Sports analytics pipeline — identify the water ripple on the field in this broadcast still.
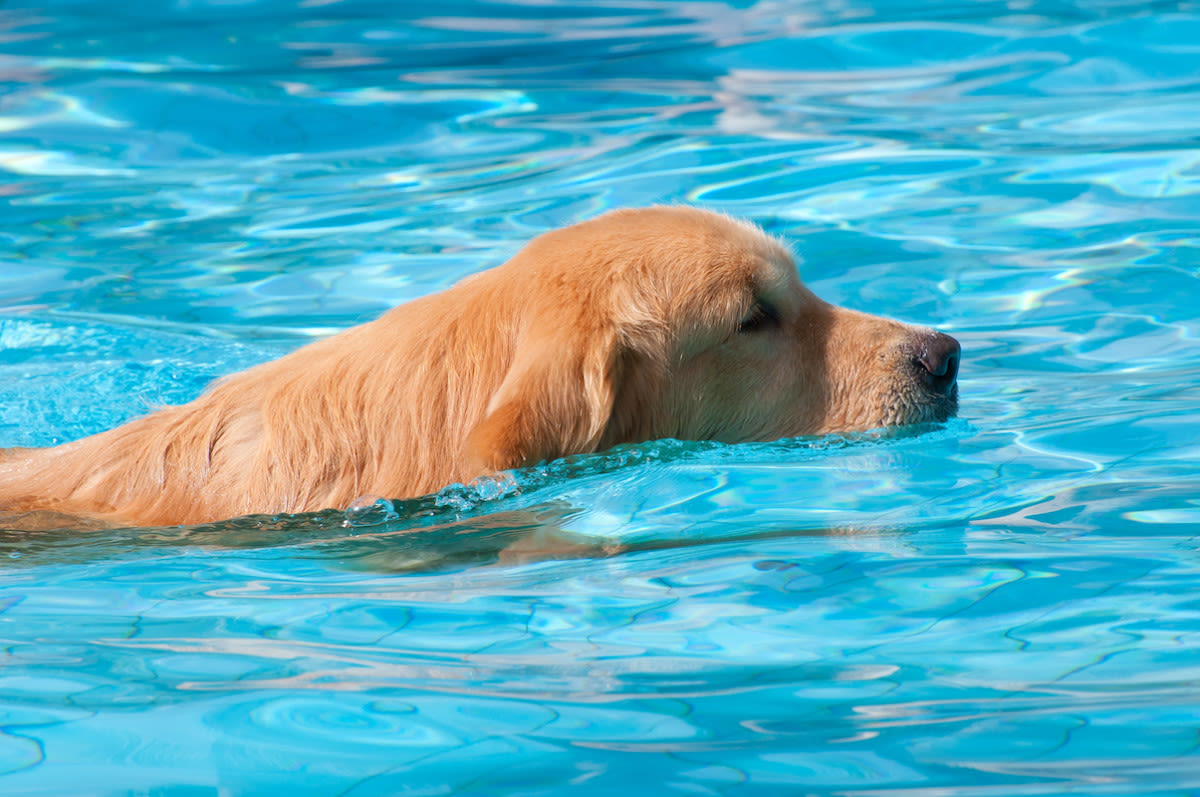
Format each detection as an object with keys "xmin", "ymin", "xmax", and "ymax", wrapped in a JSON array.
[{"xmin": 4, "ymin": 0, "xmax": 1200, "ymax": 794}]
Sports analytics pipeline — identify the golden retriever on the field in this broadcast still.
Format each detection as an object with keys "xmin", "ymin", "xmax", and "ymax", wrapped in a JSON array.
[{"xmin": 0, "ymin": 206, "xmax": 959, "ymax": 527}]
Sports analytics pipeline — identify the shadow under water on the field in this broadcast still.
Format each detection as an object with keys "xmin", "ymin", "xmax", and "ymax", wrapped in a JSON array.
[{"xmin": 0, "ymin": 498, "xmax": 856, "ymax": 575}]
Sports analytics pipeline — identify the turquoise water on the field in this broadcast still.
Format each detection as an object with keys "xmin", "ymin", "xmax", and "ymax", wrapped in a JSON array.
[{"xmin": 3, "ymin": 0, "xmax": 1200, "ymax": 793}]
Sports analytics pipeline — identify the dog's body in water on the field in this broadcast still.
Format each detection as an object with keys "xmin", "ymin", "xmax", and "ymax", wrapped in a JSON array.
[{"xmin": 0, "ymin": 206, "xmax": 959, "ymax": 527}]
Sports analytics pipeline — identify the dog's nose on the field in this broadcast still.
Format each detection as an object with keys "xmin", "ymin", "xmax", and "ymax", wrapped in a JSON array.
[{"xmin": 915, "ymin": 332, "xmax": 960, "ymax": 396}]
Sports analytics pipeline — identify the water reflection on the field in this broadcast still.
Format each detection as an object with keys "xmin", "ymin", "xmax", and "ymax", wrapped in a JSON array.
[{"xmin": 3, "ymin": 0, "xmax": 1200, "ymax": 792}]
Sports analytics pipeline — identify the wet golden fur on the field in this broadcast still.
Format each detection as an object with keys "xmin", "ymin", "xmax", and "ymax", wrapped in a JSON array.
[{"xmin": 0, "ymin": 206, "xmax": 957, "ymax": 527}]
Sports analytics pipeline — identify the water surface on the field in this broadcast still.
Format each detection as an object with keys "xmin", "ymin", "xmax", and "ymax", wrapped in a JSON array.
[{"xmin": 2, "ymin": 0, "xmax": 1200, "ymax": 793}]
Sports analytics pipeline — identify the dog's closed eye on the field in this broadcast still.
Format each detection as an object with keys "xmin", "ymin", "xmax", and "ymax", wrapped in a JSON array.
[{"xmin": 737, "ymin": 300, "xmax": 779, "ymax": 335}]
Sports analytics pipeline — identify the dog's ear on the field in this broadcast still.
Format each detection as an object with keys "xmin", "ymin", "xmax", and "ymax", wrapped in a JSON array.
[{"xmin": 465, "ymin": 326, "xmax": 622, "ymax": 473}]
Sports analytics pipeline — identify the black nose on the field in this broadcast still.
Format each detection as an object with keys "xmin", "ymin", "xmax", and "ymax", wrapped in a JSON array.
[{"xmin": 915, "ymin": 332, "xmax": 960, "ymax": 396}]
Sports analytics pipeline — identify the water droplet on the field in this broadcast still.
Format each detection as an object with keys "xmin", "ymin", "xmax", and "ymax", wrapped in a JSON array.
[{"xmin": 343, "ymin": 495, "xmax": 398, "ymax": 528}]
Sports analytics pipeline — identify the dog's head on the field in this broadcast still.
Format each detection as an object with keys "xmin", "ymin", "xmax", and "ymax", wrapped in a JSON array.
[{"xmin": 466, "ymin": 206, "xmax": 959, "ymax": 472}]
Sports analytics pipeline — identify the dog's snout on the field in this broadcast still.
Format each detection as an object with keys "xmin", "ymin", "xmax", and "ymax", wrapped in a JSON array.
[{"xmin": 915, "ymin": 332, "xmax": 960, "ymax": 396}]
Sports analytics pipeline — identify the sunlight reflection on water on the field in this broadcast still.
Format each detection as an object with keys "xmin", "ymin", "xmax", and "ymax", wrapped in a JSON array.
[{"xmin": 3, "ymin": 0, "xmax": 1200, "ymax": 793}]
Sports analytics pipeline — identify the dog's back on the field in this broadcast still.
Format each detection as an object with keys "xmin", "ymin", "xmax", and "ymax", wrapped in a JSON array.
[{"xmin": 0, "ymin": 281, "xmax": 520, "ymax": 526}]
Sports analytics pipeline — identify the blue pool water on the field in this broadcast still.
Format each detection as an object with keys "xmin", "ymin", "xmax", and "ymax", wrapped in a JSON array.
[{"xmin": 3, "ymin": 0, "xmax": 1200, "ymax": 793}]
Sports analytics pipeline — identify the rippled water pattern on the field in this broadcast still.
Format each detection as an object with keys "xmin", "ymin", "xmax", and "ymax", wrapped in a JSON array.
[{"xmin": 3, "ymin": 0, "xmax": 1200, "ymax": 793}]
